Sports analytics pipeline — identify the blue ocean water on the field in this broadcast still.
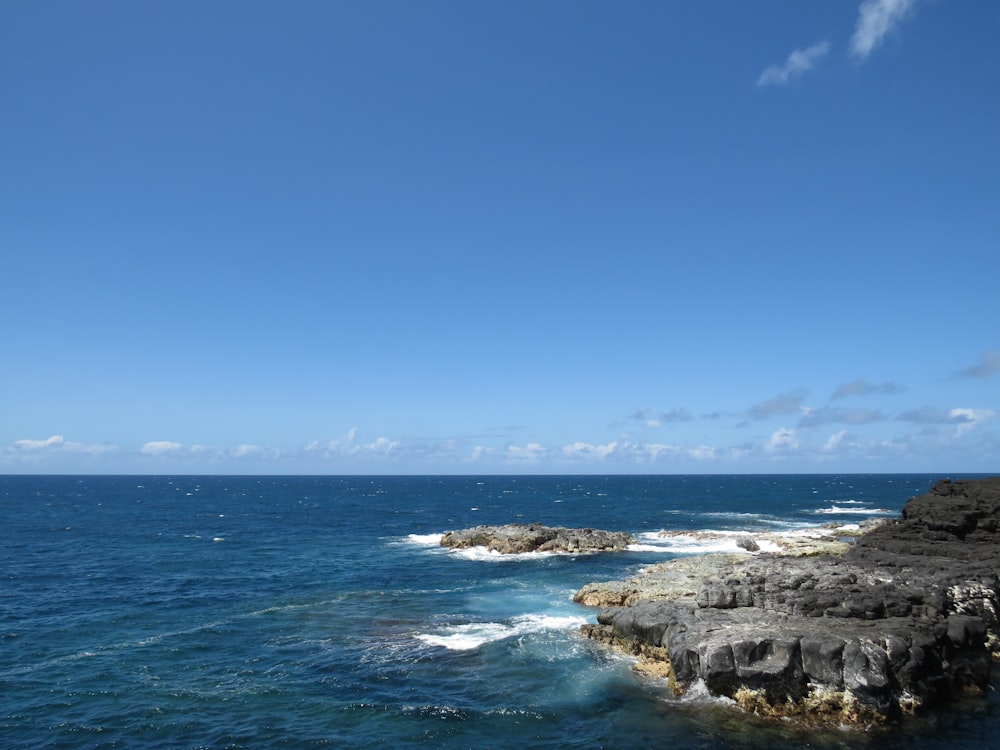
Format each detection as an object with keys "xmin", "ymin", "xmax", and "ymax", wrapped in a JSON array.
[{"xmin": 1, "ymin": 474, "xmax": 997, "ymax": 749}]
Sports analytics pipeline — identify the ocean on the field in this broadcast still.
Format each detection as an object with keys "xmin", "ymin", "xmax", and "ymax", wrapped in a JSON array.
[{"xmin": 1, "ymin": 474, "xmax": 997, "ymax": 749}]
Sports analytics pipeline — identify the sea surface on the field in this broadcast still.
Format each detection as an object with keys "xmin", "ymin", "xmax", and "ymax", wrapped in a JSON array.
[{"xmin": 2, "ymin": 474, "xmax": 997, "ymax": 749}]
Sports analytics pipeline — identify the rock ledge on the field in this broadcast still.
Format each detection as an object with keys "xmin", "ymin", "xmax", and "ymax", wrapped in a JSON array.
[
  {"xmin": 576, "ymin": 477, "xmax": 1000, "ymax": 726},
  {"xmin": 440, "ymin": 523, "xmax": 633, "ymax": 554}
]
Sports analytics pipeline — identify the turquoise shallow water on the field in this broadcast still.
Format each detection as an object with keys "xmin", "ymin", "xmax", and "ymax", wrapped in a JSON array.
[{"xmin": 1, "ymin": 474, "xmax": 997, "ymax": 749}]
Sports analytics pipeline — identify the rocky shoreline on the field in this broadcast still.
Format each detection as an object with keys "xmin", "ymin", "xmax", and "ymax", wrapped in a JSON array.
[{"xmin": 575, "ymin": 477, "xmax": 1000, "ymax": 726}]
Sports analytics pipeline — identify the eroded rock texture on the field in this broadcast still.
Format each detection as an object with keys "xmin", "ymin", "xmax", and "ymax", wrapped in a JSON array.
[
  {"xmin": 578, "ymin": 477, "xmax": 1000, "ymax": 725},
  {"xmin": 440, "ymin": 523, "xmax": 634, "ymax": 554}
]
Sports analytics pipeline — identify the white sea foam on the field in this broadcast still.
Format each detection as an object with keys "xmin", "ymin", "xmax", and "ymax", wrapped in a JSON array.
[
  {"xmin": 668, "ymin": 678, "xmax": 737, "ymax": 707},
  {"xmin": 416, "ymin": 613, "xmax": 588, "ymax": 651},
  {"xmin": 451, "ymin": 546, "xmax": 555, "ymax": 561},
  {"xmin": 815, "ymin": 506, "xmax": 892, "ymax": 515},
  {"xmin": 406, "ymin": 533, "xmax": 445, "ymax": 546},
  {"xmin": 631, "ymin": 531, "xmax": 791, "ymax": 556},
  {"xmin": 631, "ymin": 531, "xmax": 759, "ymax": 556}
]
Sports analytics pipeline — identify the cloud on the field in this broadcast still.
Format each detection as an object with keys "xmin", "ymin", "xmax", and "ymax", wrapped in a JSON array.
[
  {"xmin": 954, "ymin": 350, "xmax": 1000, "ymax": 379},
  {"xmin": 850, "ymin": 0, "xmax": 916, "ymax": 61},
  {"xmin": 10, "ymin": 435, "xmax": 116, "ymax": 456},
  {"xmin": 304, "ymin": 429, "xmax": 359, "ymax": 457},
  {"xmin": 504, "ymin": 442, "xmax": 548, "ymax": 463},
  {"xmin": 949, "ymin": 408, "xmax": 997, "ymax": 437},
  {"xmin": 234, "ymin": 444, "xmax": 265, "ymax": 457},
  {"xmin": 897, "ymin": 406, "xmax": 997, "ymax": 438},
  {"xmin": 627, "ymin": 407, "xmax": 692, "ymax": 428},
  {"xmin": 897, "ymin": 406, "xmax": 960, "ymax": 425},
  {"xmin": 687, "ymin": 445, "xmax": 718, "ymax": 461},
  {"xmin": 303, "ymin": 429, "xmax": 400, "ymax": 459},
  {"xmin": 561, "ymin": 441, "xmax": 618, "ymax": 460},
  {"xmin": 765, "ymin": 427, "xmax": 800, "ymax": 453},
  {"xmin": 798, "ymin": 406, "xmax": 885, "ymax": 427},
  {"xmin": 14, "ymin": 435, "xmax": 66, "ymax": 450},
  {"xmin": 746, "ymin": 390, "xmax": 807, "ymax": 421},
  {"xmin": 822, "ymin": 430, "xmax": 850, "ymax": 453},
  {"xmin": 142, "ymin": 440, "xmax": 183, "ymax": 455},
  {"xmin": 757, "ymin": 40, "xmax": 831, "ymax": 87},
  {"xmin": 830, "ymin": 379, "xmax": 905, "ymax": 400},
  {"xmin": 362, "ymin": 436, "xmax": 400, "ymax": 455}
]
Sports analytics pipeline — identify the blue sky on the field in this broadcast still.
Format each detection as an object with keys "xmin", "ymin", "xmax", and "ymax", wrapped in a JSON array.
[{"xmin": 2, "ymin": 0, "xmax": 998, "ymax": 474}]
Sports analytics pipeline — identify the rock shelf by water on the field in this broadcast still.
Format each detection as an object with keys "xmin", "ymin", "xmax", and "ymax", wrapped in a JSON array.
[
  {"xmin": 440, "ymin": 523, "xmax": 634, "ymax": 554},
  {"xmin": 576, "ymin": 477, "xmax": 1000, "ymax": 727}
]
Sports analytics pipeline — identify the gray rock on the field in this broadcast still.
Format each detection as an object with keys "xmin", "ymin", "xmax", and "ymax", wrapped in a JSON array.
[
  {"xmin": 440, "ymin": 523, "xmax": 633, "ymax": 554},
  {"xmin": 578, "ymin": 477, "xmax": 1000, "ymax": 725}
]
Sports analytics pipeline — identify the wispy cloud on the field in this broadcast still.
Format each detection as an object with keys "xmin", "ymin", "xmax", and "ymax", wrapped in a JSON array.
[
  {"xmin": 304, "ymin": 428, "xmax": 400, "ymax": 460},
  {"xmin": 626, "ymin": 407, "xmax": 692, "ymax": 428},
  {"xmin": 897, "ymin": 406, "xmax": 997, "ymax": 438},
  {"xmin": 799, "ymin": 407, "xmax": 885, "ymax": 428},
  {"xmin": 14, "ymin": 435, "xmax": 67, "ymax": 450},
  {"xmin": 954, "ymin": 350, "xmax": 1000, "ymax": 379},
  {"xmin": 850, "ymin": 0, "xmax": 916, "ymax": 61},
  {"xmin": 897, "ymin": 406, "xmax": 962, "ymax": 425},
  {"xmin": 745, "ymin": 390, "xmax": 807, "ymax": 421},
  {"xmin": 9, "ymin": 434, "xmax": 117, "ymax": 456},
  {"xmin": 142, "ymin": 440, "xmax": 183, "ymax": 455},
  {"xmin": 757, "ymin": 40, "xmax": 831, "ymax": 87},
  {"xmin": 830, "ymin": 379, "xmax": 905, "ymax": 400},
  {"xmin": 821, "ymin": 430, "xmax": 851, "ymax": 453},
  {"xmin": 949, "ymin": 408, "xmax": 998, "ymax": 437},
  {"xmin": 561, "ymin": 441, "xmax": 618, "ymax": 460},
  {"xmin": 502, "ymin": 442, "xmax": 548, "ymax": 463}
]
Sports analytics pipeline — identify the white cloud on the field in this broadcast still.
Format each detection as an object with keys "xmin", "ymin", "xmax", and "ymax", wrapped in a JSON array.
[
  {"xmin": 561, "ymin": 441, "xmax": 618, "ymax": 460},
  {"xmin": 949, "ymin": 408, "xmax": 997, "ymax": 437},
  {"xmin": 358, "ymin": 436, "xmax": 400, "ymax": 455},
  {"xmin": 14, "ymin": 435, "xmax": 65, "ymax": 450},
  {"xmin": 234, "ymin": 444, "xmax": 264, "ymax": 457},
  {"xmin": 304, "ymin": 429, "xmax": 359, "ymax": 457},
  {"xmin": 141, "ymin": 440, "xmax": 183, "ymax": 455},
  {"xmin": 757, "ymin": 41, "xmax": 831, "ymax": 87},
  {"xmin": 504, "ymin": 442, "xmax": 548, "ymax": 462},
  {"xmin": 765, "ymin": 427, "xmax": 800, "ymax": 453},
  {"xmin": 850, "ymin": 0, "xmax": 916, "ymax": 61},
  {"xmin": 9, "ymin": 435, "xmax": 116, "ymax": 457},
  {"xmin": 822, "ymin": 430, "xmax": 849, "ymax": 452},
  {"xmin": 304, "ymin": 429, "xmax": 399, "ymax": 460},
  {"xmin": 687, "ymin": 445, "xmax": 717, "ymax": 461}
]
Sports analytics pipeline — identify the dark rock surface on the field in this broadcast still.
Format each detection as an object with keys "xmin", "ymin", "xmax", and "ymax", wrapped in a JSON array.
[
  {"xmin": 440, "ymin": 523, "xmax": 634, "ymax": 554},
  {"xmin": 578, "ymin": 477, "xmax": 1000, "ymax": 725}
]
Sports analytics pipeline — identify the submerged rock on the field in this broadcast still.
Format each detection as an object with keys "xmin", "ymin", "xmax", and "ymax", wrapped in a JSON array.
[
  {"xmin": 440, "ymin": 523, "xmax": 634, "ymax": 554},
  {"xmin": 577, "ymin": 477, "xmax": 1000, "ymax": 726}
]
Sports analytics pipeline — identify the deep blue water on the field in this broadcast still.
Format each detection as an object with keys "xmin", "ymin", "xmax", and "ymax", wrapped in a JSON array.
[{"xmin": 1, "ymin": 474, "xmax": 997, "ymax": 749}]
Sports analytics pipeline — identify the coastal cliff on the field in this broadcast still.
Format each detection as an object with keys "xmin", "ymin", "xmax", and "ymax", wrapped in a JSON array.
[{"xmin": 576, "ymin": 477, "xmax": 1000, "ymax": 726}]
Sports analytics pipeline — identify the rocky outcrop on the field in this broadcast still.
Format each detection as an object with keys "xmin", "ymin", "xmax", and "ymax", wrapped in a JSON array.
[
  {"xmin": 440, "ymin": 523, "xmax": 634, "ymax": 554},
  {"xmin": 577, "ymin": 477, "xmax": 1000, "ymax": 726}
]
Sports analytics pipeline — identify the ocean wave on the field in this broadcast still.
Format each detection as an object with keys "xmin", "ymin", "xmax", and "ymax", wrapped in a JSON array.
[
  {"xmin": 631, "ymin": 531, "xmax": 783, "ymax": 556},
  {"xmin": 699, "ymin": 511, "xmax": 784, "ymax": 524},
  {"xmin": 415, "ymin": 614, "xmax": 588, "ymax": 651},
  {"xmin": 405, "ymin": 533, "xmax": 445, "ymax": 546},
  {"xmin": 814, "ymin": 506, "xmax": 892, "ymax": 515},
  {"xmin": 449, "ymin": 546, "xmax": 566, "ymax": 562}
]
